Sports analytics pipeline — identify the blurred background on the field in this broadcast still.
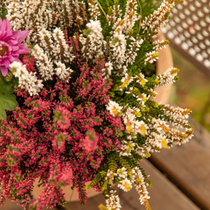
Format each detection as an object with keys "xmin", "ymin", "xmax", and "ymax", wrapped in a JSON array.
[{"xmin": 171, "ymin": 49, "xmax": 210, "ymax": 132}]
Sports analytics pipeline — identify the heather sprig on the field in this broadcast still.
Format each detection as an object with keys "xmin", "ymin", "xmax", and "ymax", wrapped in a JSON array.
[{"xmin": 0, "ymin": 0, "xmax": 193, "ymax": 210}]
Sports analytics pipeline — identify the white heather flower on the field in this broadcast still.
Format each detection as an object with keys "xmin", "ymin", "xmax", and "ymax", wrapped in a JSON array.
[
  {"xmin": 38, "ymin": 28, "xmax": 54, "ymax": 56},
  {"xmin": 122, "ymin": 107, "xmax": 136, "ymax": 134},
  {"xmin": 55, "ymin": 61, "xmax": 73, "ymax": 82},
  {"xmin": 119, "ymin": 73, "xmax": 133, "ymax": 91},
  {"xmin": 125, "ymin": 37, "xmax": 144, "ymax": 65},
  {"xmin": 10, "ymin": 61, "xmax": 43, "ymax": 96},
  {"xmin": 117, "ymin": 167, "xmax": 127, "ymax": 178},
  {"xmin": 106, "ymin": 100, "xmax": 123, "ymax": 117},
  {"xmin": 118, "ymin": 178, "xmax": 132, "ymax": 192},
  {"xmin": 81, "ymin": 20, "xmax": 104, "ymax": 61},
  {"xmin": 145, "ymin": 51, "xmax": 159, "ymax": 64},
  {"xmin": 105, "ymin": 190, "xmax": 121, "ymax": 210},
  {"xmin": 111, "ymin": 31, "xmax": 127, "ymax": 68},
  {"xmin": 131, "ymin": 167, "xmax": 150, "ymax": 206},
  {"xmin": 88, "ymin": 0, "xmax": 100, "ymax": 20},
  {"xmin": 136, "ymin": 93, "xmax": 149, "ymax": 106},
  {"xmin": 134, "ymin": 121, "xmax": 148, "ymax": 136},
  {"xmin": 32, "ymin": 45, "xmax": 54, "ymax": 81},
  {"xmin": 107, "ymin": 5, "xmax": 122, "ymax": 25},
  {"xmin": 156, "ymin": 67, "xmax": 180, "ymax": 87},
  {"xmin": 119, "ymin": 141, "xmax": 136, "ymax": 156},
  {"xmin": 135, "ymin": 73, "xmax": 148, "ymax": 87},
  {"xmin": 107, "ymin": 170, "xmax": 116, "ymax": 180},
  {"xmin": 142, "ymin": 0, "xmax": 174, "ymax": 36},
  {"xmin": 163, "ymin": 104, "xmax": 191, "ymax": 120},
  {"xmin": 153, "ymin": 39, "xmax": 168, "ymax": 51},
  {"xmin": 53, "ymin": 28, "xmax": 74, "ymax": 63},
  {"xmin": 102, "ymin": 62, "xmax": 113, "ymax": 79},
  {"xmin": 123, "ymin": 0, "xmax": 139, "ymax": 35}
]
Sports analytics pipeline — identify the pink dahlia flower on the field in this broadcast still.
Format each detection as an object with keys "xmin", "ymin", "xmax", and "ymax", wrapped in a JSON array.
[{"xmin": 0, "ymin": 18, "xmax": 30, "ymax": 76}]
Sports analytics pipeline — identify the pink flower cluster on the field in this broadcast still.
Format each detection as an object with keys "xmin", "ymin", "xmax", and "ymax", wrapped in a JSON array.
[
  {"xmin": 0, "ymin": 18, "xmax": 30, "ymax": 76},
  {"xmin": 0, "ymin": 38, "xmax": 124, "ymax": 209}
]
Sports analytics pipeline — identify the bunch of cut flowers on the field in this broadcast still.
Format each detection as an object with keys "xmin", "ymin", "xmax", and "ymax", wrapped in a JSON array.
[{"xmin": 0, "ymin": 0, "xmax": 193, "ymax": 209}]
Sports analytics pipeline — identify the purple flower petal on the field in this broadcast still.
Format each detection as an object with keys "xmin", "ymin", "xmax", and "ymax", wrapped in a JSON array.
[
  {"xmin": 5, "ymin": 19, "xmax": 11, "ymax": 33},
  {"xmin": 1, "ymin": 59, "xmax": 11, "ymax": 68},
  {"xmin": 0, "ymin": 66, "xmax": 8, "ymax": 76},
  {"xmin": 0, "ymin": 18, "xmax": 29, "ymax": 75},
  {"xmin": 12, "ymin": 30, "xmax": 30, "ymax": 43}
]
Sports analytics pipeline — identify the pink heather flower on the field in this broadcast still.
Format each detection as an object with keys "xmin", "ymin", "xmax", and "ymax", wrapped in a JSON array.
[
  {"xmin": 83, "ymin": 130, "xmax": 99, "ymax": 153},
  {"xmin": 0, "ymin": 18, "xmax": 30, "ymax": 76}
]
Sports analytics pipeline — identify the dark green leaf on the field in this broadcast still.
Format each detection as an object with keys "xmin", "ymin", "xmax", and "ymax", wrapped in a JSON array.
[
  {"xmin": 0, "ymin": 9, "xmax": 8, "ymax": 20},
  {"xmin": 0, "ymin": 106, "xmax": 6, "ymax": 120},
  {"xmin": 0, "ymin": 73, "xmax": 18, "ymax": 94},
  {"xmin": 0, "ymin": 93, "xmax": 19, "ymax": 111}
]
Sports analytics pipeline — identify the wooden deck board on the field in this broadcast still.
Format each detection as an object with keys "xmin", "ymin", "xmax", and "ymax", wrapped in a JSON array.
[
  {"xmin": 150, "ymin": 119, "xmax": 210, "ymax": 210},
  {"xmin": 0, "ymin": 159, "xmax": 199, "ymax": 210},
  {"xmin": 65, "ymin": 160, "xmax": 199, "ymax": 210}
]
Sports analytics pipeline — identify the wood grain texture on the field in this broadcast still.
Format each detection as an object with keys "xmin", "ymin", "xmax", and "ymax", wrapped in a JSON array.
[
  {"xmin": 150, "ymin": 119, "xmax": 210, "ymax": 210},
  {"xmin": 64, "ymin": 160, "xmax": 199, "ymax": 210},
  {"xmin": 0, "ymin": 159, "xmax": 199, "ymax": 210}
]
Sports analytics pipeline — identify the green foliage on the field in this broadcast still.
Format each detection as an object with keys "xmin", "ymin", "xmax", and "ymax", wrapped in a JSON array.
[
  {"xmin": 108, "ymin": 158, "xmax": 117, "ymax": 172},
  {"xmin": 86, "ymin": 171, "xmax": 106, "ymax": 190},
  {"xmin": 0, "ymin": 0, "xmax": 7, "ymax": 19},
  {"xmin": 0, "ymin": 73, "xmax": 19, "ymax": 120}
]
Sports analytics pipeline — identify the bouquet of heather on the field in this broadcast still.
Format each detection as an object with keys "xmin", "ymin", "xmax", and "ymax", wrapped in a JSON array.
[{"xmin": 0, "ymin": 0, "xmax": 193, "ymax": 209}]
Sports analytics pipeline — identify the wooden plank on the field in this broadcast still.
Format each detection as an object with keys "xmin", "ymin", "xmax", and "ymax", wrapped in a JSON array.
[
  {"xmin": 65, "ymin": 160, "xmax": 199, "ymax": 210},
  {"xmin": 0, "ymin": 200, "xmax": 24, "ymax": 210},
  {"xmin": 0, "ymin": 159, "xmax": 199, "ymax": 210},
  {"xmin": 150, "ymin": 119, "xmax": 210, "ymax": 210},
  {"xmin": 121, "ymin": 160, "xmax": 199, "ymax": 210}
]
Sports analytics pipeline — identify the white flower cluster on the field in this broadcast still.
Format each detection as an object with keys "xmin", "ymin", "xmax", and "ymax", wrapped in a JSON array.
[
  {"xmin": 118, "ymin": 178, "xmax": 132, "ymax": 192},
  {"xmin": 106, "ymin": 170, "xmax": 116, "ymax": 181},
  {"xmin": 80, "ymin": 20, "xmax": 104, "ymax": 61},
  {"xmin": 131, "ymin": 167, "xmax": 150, "ymax": 206},
  {"xmin": 105, "ymin": 190, "xmax": 121, "ymax": 210},
  {"xmin": 123, "ymin": 0, "xmax": 139, "ymax": 35},
  {"xmin": 120, "ymin": 73, "xmax": 133, "ymax": 91},
  {"xmin": 117, "ymin": 167, "xmax": 127, "ymax": 178},
  {"xmin": 101, "ymin": 62, "xmax": 113, "ymax": 79},
  {"xmin": 121, "ymin": 107, "xmax": 148, "ymax": 139},
  {"xmin": 52, "ymin": 28, "xmax": 74, "ymax": 63},
  {"xmin": 125, "ymin": 37, "xmax": 144, "ymax": 65},
  {"xmin": 162, "ymin": 105, "xmax": 192, "ymax": 129},
  {"xmin": 32, "ymin": 45, "xmax": 54, "ymax": 80},
  {"xmin": 88, "ymin": 0, "xmax": 101, "ymax": 20},
  {"xmin": 156, "ymin": 67, "xmax": 179, "ymax": 87},
  {"xmin": 135, "ymin": 73, "xmax": 148, "ymax": 87},
  {"xmin": 153, "ymin": 39, "xmax": 168, "ymax": 51},
  {"xmin": 32, "ymin": 28, "xmax": 74, "ymax": 81},
  {"xmin": 119, "ymin": 141, "xmax": 136, "ymax": 156},
  {"xmin": 55, "ymin": 61, "xmax": 73, "ymax": 83},
  {"xmin": 111, "ymin": 31, "xmax": 127, "ymax": 69},
  {"xmin": 145, "ymin": 51, "xmax": 159, "ymax": 64},
  {"xmin": 142, "ymin": 0, "xmax": 174, "ymax": 37},
  {"xmin": 6, "ymin": 0, "xmax": 86, "ymax": 43},
  {"xmin": 106, "ymin": 100, "xmax": 123, "ymax": 117},
  {"xmin": 107, "ymin": 5, "xmax": 122, "ymax": 25},
  {"xmin": 163, "ymin": 104, "xmax": 191, "ymax": 120},
  {"xmin": 10, "ymin": 62, "xmax": 43, "ymax": 96},
  {"xmin": 125, "ymin": 87, "xmax": 149, "ymax": 107}
]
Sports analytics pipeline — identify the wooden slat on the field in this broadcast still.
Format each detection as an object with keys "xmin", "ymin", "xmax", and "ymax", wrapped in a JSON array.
[
  {"xmin": 122, "ymin": 160, "xmax": 199, "ymax": 210},
  {"xmin": 150, "ymin": 118, "xmax": 210, "ymax": 210},
  {"xmin": 65, "ymin": 160, "xmax": 199, "ymax": 210},
  {"xmin": 1, "ymin": 160, "xmax": 200, "ymax": 210}
]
